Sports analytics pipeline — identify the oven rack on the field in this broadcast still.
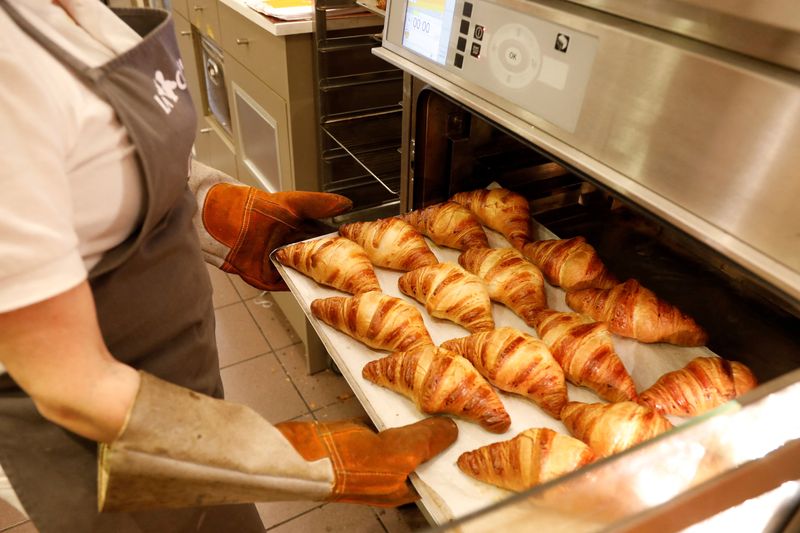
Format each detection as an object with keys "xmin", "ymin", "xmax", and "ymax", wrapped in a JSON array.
[{"xmin": 314, "ymin": 0, "xmax": 402, "ymax": 215}]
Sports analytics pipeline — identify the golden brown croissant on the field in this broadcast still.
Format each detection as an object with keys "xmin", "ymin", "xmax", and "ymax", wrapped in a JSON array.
[
  {"xmin": 362, "ymin": 345, "xmax": 511, "ymax": 432},
  {"xmin": 398, "ymin": 263, "xmax": 494, "ymax": 332},
  {"xmin": 560, "ymin": 401, "xmax": 673, "ymax": 458},
  {"xmin": 310, "ymin": 292, "xmax": 433, "ymax": 353},
  {"xmin": 639, "ymin": 356, "xmax": 757, "ymax": 417},
  {"xmin": 532, "ymin": 309, "xmax": 637, "ymax": 403},
  {"xmin": 520, "ymin": 237, "xmax": 618, "ymax": 290},
  {"xmin": 338, "ymin": 217, "xmax": 438, "ymax": 271},
  {"xmin": 441, "ymin": 327, "xmax": 567, "ymax": 418},
  {"xmin": 457, "ymin": 428, "xmax": 596, "ymax": 491},
  {"xmin": 450, "ymin": 188, "xmax": 531, "ymax": 249},
  {"xmin": 400, "ymin": 201, "xmax": 489, "ymax": 250},
  {"xmin": 458, "ymin": 247, "xmax": 547, "ymax": 325},
  {"xmin": 275, "ymin": 236, "xmax": 381, "ymax": 294},
  {"xmin": 565, "ymin": 279, "xmax": 709, "ymax": 346}
]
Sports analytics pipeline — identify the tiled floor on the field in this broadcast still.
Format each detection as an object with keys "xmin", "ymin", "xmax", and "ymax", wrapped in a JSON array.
[{"xmin": 0, "ymin": 266, "xmax": 429, "ymax": 532}]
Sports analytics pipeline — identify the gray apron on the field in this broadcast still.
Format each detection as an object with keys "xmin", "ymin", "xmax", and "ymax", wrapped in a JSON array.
[{"xmin": 0, "ymin": 4, "xmax": 263, "ymax": 532}]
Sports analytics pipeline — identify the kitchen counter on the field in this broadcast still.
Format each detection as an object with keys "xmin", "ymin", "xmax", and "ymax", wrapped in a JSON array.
[{"xmin": 218, "ymin": 0, "xmax": 313, "ymax": 36}]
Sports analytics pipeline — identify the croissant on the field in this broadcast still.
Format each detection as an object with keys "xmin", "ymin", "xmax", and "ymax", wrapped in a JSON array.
[
  {"xmin": 639, "ymin": 357, "xmax": 757, "ymax": 417},
  {"xmin": 441, "ymin": 327, "xmax": 567, "ymax": 418},
  {"xmin": 310, "ymin": 292, "xmax": 433, "ymax": 352},
  {"xmin": 398, "ymin": 263, "xmax": 494, "ymax": 332},
  {"xmin": 457, "ymin": 428, "xmax": 596, "ymax": 491},
  {"xmin": 338, "ymin": 217, "xmax": 438, "ymax": 271},
  {"xmin": 561, "ymin": 401, "xmax": 673, "ymax": 458},
  {"xmin": 400, "ymin": 201, "xmax": 489, "ymax": 250},
  {"xmin": 362, "ymin": 345, "xmax": 511, "ymax": 432},
  {"xmin": 520, "ymin": 237, "xmax": 618, "ymax": 291},
  {"xmin": 275, "ymin": 236, "xmax": 381, "ymax": 294},
  {"xmin": 450, "ymin": 188, "xmax": 531, "ymax": 249},
  {"xmin": 458, "ymin": 247, "xmax": 547, "ymax": 325},
  {"xmin": 565, "ymin": 279, "xmax": 709, "ymax": 346},
  {"xmin": 532, "ymin": 309, "xmax": 637, "ymax": 403}
]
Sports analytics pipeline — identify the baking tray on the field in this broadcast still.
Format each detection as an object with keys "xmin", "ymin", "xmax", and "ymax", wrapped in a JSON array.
[{"xmin": 270, "ymin": 220, "xmax": 717, "ymax": 524}]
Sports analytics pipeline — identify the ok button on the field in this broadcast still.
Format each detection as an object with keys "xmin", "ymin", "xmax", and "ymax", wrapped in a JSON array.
[{"xmin": 504, "ymin": 45, "xmax": 522, "ymax": 67}]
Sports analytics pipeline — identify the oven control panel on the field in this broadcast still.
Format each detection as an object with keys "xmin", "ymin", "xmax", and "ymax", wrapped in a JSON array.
[{"xmin": 393, "ymin": 0, "xmax": 598, "ymax": 132}]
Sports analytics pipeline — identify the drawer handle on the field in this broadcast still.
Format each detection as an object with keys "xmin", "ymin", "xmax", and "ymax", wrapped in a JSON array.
[
  {"xmin": 200, "ymin": 128, "xmax": 212, "ymax": 134},
  {"xmin": 236, "ymin": 38, "xmax": 250, "ymax": 45},
  {"xmin": 180, "ymin": 30, "xmax": 191, "ymax": 36},
  {"xmin": 193, "ymin": 5, "xmax": 204, "ymax": 11}
]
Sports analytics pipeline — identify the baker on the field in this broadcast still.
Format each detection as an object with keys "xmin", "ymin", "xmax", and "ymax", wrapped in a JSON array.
[{"xmin": 0, "ymin": 1, "xmax": 456, "ymax": 531}]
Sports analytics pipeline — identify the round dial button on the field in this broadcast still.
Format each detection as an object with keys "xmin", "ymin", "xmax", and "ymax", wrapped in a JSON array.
[{"xmin": 488, "ymin": 23, "xmax": 542, "ymax": 89}]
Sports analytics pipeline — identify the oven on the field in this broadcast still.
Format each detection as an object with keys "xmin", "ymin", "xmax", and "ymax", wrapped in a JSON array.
[
  {"xmin": 369, "ymin": 0, "xmax": 800, "ymax": 530},
  {"xmin": 199, "ymin": 35, "xmax": 232, "ymax": 136}
]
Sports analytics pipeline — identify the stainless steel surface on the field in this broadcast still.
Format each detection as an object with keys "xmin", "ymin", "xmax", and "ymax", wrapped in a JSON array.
[
  {"xmin": 377, "ymin": 0, "xmax": 800, "ymax": 308},
  {"xmin": 564, "ymin": 0, "xmax": 800, "ymax": 70},
  {"xmin": 200, "ymin": 36, "xmax": 232, "ymax": 135}
]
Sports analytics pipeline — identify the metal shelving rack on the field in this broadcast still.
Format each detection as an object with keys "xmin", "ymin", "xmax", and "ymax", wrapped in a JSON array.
[{"xmin": 313, "ymin": 0, "xmax": 402, "ymax": 221}]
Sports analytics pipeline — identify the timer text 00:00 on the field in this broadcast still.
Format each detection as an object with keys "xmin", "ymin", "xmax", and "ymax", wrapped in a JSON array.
[{"xmin": 410, "ymin": 16, "xmax": 432, "ymax": 34}]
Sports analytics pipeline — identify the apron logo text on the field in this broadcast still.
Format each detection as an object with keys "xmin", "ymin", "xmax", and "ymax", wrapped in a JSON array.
[{"xmin": 153, "ymin": 59, "xmax": 188, "ymax": 114}]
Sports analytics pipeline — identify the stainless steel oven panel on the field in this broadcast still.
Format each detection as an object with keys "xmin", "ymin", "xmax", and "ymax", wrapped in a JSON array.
[
  {"xmin": 200, "ymin": 36, "xmax": 232, "ymax": 135},
  {"xmin": 565, "ymin": 0, "xmax": 800, "ymax": 71},
  {"xmin": 378, "ymin": 0, "xmax": 800, "ymax": 308}
]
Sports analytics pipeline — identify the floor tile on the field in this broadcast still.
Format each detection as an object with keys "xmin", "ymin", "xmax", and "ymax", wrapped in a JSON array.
[
  {"xmin": 256, "ymin": 500, "xmax": 322, "ymax": 530},
  {"xmin": 0, "ymin": 500, "xmax": 26, "ymax": 531},
  {"xmin": 215, "ymin": 302, "xmax": 271, "ymax": 368},
  {"xmin": 277, "ymin": 345, "xmax": 353, "ymax": 412},
  {"xmin": 268, "ymin": 502, "xmax": 384, "ymax": 532},
  {"xmin": 375, "ymin": 504, "xmax": 430, "ymax": 533},
  {"xmin": 221, "ymin": 354, "xmax": 309, "ymax": 422},
  {"xmin": 312, "ymin": 395, "xmax": 370, "ymax": 424},
  {"xmin": 228, "ymin": 274, "xmax": 264, "ymax": 301},
  {"xmin": 245, "ymin": 298, "xmax": 301, "ymax": 351},
  {"xmin": 206, "ymin": 264, "xmax": 240, "ymax": 309}
]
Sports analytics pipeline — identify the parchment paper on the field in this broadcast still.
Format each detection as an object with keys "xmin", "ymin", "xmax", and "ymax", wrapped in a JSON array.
[{"xmin": 271, "ymin": 221, "xmax": 716, "ymax": 524}]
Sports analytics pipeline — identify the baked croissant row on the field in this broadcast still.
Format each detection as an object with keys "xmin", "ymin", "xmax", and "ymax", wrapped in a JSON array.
[
  {"xmin": 441, "ymin": 327, "xmax": 567, "ymax": 418},
  {"xmin": 311, "ymin": 292, "xmax": 433, "ymax": 353},
  {"xmin": 401, "ymin": 201, "xmax": 489, "ymax": 251},
  {"xmin": 457, "ymin": 428, "xmax": 596, "ymax": 492},
  {"xmin": 362, "ymin": 345, "xmax": 511, "ymax": 433},
  {"xmin": 561, "ymin": 401, "xmax": 673, "ymax": 458},
  {"xmin": 459, "ymin": 247, "xmax": 547, "ymax": 325},
  {"xmin": 565, "ymin": 279, "xmax": 709, "ymax": 346},
  {"xmin": 520, "ymin": 237, "xmax": 618, "ymax": 291},
  {"xmin": 450, "ymin": 188, "xmax": 531, "ymax": 249},
  {"xmin": 639, "ymin": 356, "xmax": 757, "ymax": 417},
  {"xmin": 338, "ymin": 217, "xmax": 438, "ymax": 271},
  {"xmin": 275, "ymin": 236, "xmax": 381, "ymax": 294},
  {"xmin": 398, "ymin": 263, "xmax": 494, "ymax": 333},
  {"xmin": 532, "ymin": 309, "xmax": 638, "ymax": 403}
]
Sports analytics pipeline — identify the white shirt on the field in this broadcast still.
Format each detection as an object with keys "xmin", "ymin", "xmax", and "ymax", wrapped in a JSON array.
[{"xmin": 0, "ymin": 0, "xmax": 144, "ymax": 313}]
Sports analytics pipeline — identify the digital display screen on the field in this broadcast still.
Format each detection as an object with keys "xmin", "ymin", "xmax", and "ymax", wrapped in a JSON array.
[{"xmin": 402, "ymin": 0, "xmax": 457, "ymax": 64}]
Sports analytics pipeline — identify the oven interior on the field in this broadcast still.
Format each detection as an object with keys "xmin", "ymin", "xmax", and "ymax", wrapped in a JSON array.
[{"xmin": 410, "ymin": 88, "xmax": 800, "ymax": 383}]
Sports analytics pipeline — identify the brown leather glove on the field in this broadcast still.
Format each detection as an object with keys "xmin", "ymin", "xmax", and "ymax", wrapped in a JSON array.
[
  {"xmin": 99, "ymin": 373, "xmax": 458, "ymax": 512},
  {"xmin": 190, "ymin": 160, "xmax": 352, "ymax": 291},
  {"xmin": 275, "ymin": 418, "xmax": 459, "ymax": 507}
]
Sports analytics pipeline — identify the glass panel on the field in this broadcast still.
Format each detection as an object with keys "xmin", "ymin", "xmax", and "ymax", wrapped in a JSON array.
[{"xmin": 233, "ymin": 86, "xmax": 281, "ymax": 193}]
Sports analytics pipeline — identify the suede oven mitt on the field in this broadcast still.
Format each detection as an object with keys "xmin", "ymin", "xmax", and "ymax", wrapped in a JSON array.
[{"xmin": 189, "ymin": 160, "xmax": 352, "ymax": 291}]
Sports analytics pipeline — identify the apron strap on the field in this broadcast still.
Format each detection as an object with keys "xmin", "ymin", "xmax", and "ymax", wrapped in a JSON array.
[{"xmin": 0, "ymin": 0, "xmax": 98, "ymax": 82}]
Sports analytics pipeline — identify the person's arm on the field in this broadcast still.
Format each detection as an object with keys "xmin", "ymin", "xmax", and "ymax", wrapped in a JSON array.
[
  {"xmin": 0, "ymin": 281, "xmax": 139, "ymax": 443},
  {"xmin": 0, "ymin": 282, "xmax": 457, "ymax": 511}
]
